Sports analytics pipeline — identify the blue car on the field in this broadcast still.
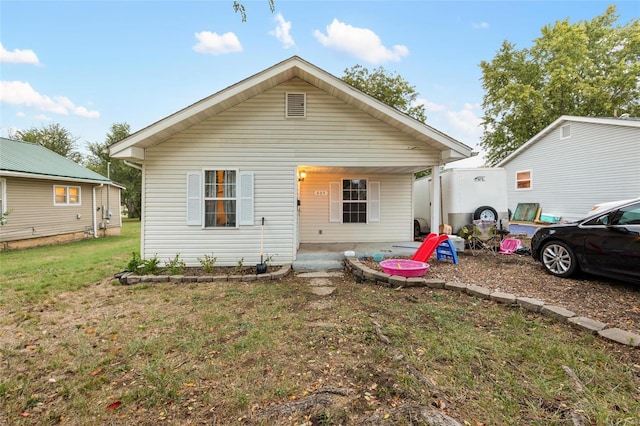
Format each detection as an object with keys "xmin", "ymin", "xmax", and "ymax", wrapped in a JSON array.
[{"xmin": 531, "ymin": 198, "xmax": 640, "ymax": 284}]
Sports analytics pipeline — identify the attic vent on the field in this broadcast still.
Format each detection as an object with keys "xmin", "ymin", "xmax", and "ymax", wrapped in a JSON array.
[
  {"xmin": 561, "ymin": 124, "xmax": 571, "ymax": 139},
  {"xmin": 286, "ymin": 92, "xmax": 306, "ymax": 118}
]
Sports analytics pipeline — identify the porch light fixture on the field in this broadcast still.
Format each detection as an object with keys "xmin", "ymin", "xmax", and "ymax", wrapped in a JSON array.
[{"xmin": 298, "ymin": 170, "xmax": 307, "ymax": 182}]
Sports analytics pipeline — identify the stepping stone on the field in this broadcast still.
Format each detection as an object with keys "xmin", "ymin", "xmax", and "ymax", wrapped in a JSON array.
[
  {"xmin": 297, "ymin": 271, "xmax": 343, "ymax": 278},
  {"xmin": 310, "ymin": 286, "xmax": 335, "ymax": 296}
]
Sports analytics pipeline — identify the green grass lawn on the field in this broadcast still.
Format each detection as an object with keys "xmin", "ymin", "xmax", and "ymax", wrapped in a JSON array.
[
  {"xmin": 0, "ymin": 219, "xmax": 140, "ymax": 304},
  {"xmin": 1, "ymin": 220, "xmax": 638, "ymax": 424}
]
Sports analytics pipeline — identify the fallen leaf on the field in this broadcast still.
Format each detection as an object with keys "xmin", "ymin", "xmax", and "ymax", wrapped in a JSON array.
[
  {"xmin": 106, "ymin": 401, "xmax": 122, "ymax": 410},
  {"xmin": 20, "ymin": 412, "xmax": 30, "ymax": 417},
  {"xmin": 92, "ymin": 368, "xmax": 103, "ymax": 376}
]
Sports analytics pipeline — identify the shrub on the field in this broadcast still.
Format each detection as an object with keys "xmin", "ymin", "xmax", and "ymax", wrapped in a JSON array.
[
  {"xmin": 197, "ymin": 253, "xmax": 217, "ymax": 273},
  {"xmin": 165, "ymin": 253, "xmax": 186, "ymax": 275}
]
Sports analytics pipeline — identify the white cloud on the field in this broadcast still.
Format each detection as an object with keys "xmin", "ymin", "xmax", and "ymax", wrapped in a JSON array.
[
  {"xmin": 34, "ymin": 114, "xmax": 52, "ymax": 121},
  {"xmin": 270, "ymin": 13, "xmax": 295, "ymax": 49},
  {"xmin": 0, "ymin": 42, "xmax": 40, "ymax": 64},
  {"xmin": 193, "ymin": 31, "xmax": 242, "ymax": 55},
  {"xmin": 0, "ymin": 80, "xmax": 100, "ymax": 118},
  {"xmin": 446, "ymin": 103, "xmax": 483, "ymax": 144},
  {"xmin": 313, "ymin": 19, "xmax": 408, "ymax": 64},
  {"xmin": 415, "ymin": 97, "xmax": 446, "ymax": 113},
  {"xmin": 472, "ymin": 22, "xmax": 489, "ymax": 30},
  {"xmin": 441, "ymin": 103, "xmax": 487, "ymax": 168},
  {"xmin": 16, "ymin": 111, "xmax": 25, "ymax": 117}
]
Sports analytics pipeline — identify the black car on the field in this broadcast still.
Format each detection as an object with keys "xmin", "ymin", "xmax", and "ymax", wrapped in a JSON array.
[{"xmin": 531, "ymin": 198, "xmax": 640, "ymax": 284}]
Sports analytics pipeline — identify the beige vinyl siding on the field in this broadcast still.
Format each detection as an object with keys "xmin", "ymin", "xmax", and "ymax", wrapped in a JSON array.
[
  {"xmin": 299, "ymin": 173, "xmax": 413, "ymax": 243},
  {"xmin": 504, "ymin": 122, "xmax": 640, "ymax": 221},
  {"xmin": 0, "ymin": 177, "xmax": 96, "ymax": 242},
  {"xmin": 141, "ymin": 79, "xmax": 442, "ymax": 265}
]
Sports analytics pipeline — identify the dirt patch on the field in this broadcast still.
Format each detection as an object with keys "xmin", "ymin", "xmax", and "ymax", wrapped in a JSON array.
[{"xmin": 360, "ymin": 244, "xmax": 640, "ymax": 337}]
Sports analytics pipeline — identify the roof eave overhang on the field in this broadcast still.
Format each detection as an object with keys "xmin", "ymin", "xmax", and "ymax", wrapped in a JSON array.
[
  {"xmin": 0, "ymin": 170, "xmax": 122, "ymax": 187},
  {"xmin": 109, "ymin": 56, "xmax": 473, "ymax": 162}
]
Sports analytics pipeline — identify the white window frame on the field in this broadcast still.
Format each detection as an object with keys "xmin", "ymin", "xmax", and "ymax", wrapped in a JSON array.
[
  {"xmin": 560, "ymin": 124, "xmax": 571, "ymax": 139},
  {"xmin": 54, "ymin": 185, "xmax": 81, "ymax": 206},
  {"xmin": 329, "ymin": 178, "xmax": 380, "ymax": 224},
  {"xmin": 186, "ymin": 169, "xmax": 254, "ymax": 228},
  {"xmin": 515, "ymin": 170, "xmax": 532, "ymax": 191},
  {"xmin": 203, "ymin": 169, "xmax": 240, "ymax": 228}
]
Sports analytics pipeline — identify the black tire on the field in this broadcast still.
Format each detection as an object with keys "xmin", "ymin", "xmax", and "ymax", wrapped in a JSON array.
[
  {"xmin": 473, "ymin": 205, "xmax": 498, "ymax": 222},
  {"xmin": 414, "ymin": 220, "xmax": 422, "ymax": 239},
  {"xmin": 540, "ymin": 240, "xmax": 578, "ymax": 278}
]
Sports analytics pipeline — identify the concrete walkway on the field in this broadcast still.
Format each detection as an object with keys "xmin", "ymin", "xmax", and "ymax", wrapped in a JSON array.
[{"xmin": 294, "ymin": 241, "xmax": 420, "ymax": 271}]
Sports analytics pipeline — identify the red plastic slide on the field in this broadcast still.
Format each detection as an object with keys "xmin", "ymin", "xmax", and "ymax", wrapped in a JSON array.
[{"xmin": 410, "ymin": 233, "xmax": 450, "ymax": 262}]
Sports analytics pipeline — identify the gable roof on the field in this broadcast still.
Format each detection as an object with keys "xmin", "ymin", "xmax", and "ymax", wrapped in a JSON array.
[
  {"xmin": 110, "ymin": 55, "xmax": 472, "ymax": 163},
  {"xmin": 497, "ymin": 115, "xmax": 640, "ymax": 167},
  {"xmin": 0, "ymin": 137, "xmax": 113, "ymax": 184}
]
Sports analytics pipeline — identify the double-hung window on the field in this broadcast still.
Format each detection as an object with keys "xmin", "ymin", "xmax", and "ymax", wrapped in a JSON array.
[
  {"xmin": 515, "ymin": 170, "xmax": 531, "ymax": 190},
  {"xmin": 186, "ymin": 169, "xmax": 254, "ymax": 228},
  {"xmin": 342, "ymin": 179, "xmax": 367, "ymax": 223},
  {"xmin": 330, "ymin": 178, "xmax": 380, "ymax": 223},
  {"xmin": 54, "ymin": 185, "xmax": 81, "ymax": 205},
  {"xmin": 204, "ymin": 170, "xmax": 237, "ymax": 227}
]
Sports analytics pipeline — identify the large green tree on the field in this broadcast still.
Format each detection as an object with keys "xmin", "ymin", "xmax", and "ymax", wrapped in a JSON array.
[
  {"xmin": 341, "ymin": 64, "xmax": 427, "ymax": 123},
  {"xmin": 10, "ymin": 123, "xmax": 83, "ymax": 163},
  {"xmin": 480, "ymin": 5, "xmax": 640, "ymax": 165},
  {"xmin": 86, "ymin": 123, "xmax": 142, "ymax": 219}
]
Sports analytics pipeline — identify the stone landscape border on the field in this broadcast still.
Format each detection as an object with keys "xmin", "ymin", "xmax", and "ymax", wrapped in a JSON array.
[
  {"xmin": 344, "ymin": 256, "xmax": 640, "ymax": 348},
  {"xmin": 117, "ymin": 264, "xmax": 293, "ymax": 285}
]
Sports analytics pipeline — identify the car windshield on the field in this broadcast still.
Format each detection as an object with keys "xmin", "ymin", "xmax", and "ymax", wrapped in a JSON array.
[{"xmin": 583, "ymin": 202, "xmax": 640, "ymax": 226}]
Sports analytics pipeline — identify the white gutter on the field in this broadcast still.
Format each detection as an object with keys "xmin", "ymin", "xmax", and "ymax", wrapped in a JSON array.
[
  {"xmin": 0, "ymin": 170, "xmax": 124, "ymax": 188},
  {"xmin": 123, "ymin": 160, "xmax": 143, "ymax": 171}
]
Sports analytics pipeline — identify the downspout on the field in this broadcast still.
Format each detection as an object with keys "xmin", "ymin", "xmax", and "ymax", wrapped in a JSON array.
[{"xmin": 92, "ymin": 184, "xmax": 104, "ymax": 238}]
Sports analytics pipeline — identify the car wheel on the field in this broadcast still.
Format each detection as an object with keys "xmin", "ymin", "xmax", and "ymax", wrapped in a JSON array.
[
  {"xmin": 473, "ymin": 206, "xmax": 498, "ymax": 222},
  {"xmin": 540, "ymin": 241, "xmax": 577, "ymax": 278}
]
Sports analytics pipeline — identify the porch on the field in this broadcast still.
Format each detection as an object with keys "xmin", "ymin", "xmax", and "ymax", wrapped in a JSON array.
[{"xmin": 293, "ymin": 241, "xmax": 420, "ymax": 271}]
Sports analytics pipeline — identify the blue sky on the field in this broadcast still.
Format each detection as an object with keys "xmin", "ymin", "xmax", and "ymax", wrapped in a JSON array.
[{"xmin": 1, "ymin": 0, "xmax": 638, "ymax": 166}]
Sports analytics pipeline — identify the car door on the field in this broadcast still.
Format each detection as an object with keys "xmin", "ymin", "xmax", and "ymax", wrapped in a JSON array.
[{"xmin": 583, "ymin": 202, "xmax": 640, "ymax": 281}]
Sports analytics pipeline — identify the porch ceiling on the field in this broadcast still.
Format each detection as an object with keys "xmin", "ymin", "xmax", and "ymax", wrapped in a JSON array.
[{"xmin": 299, "ymin": 165, "xmax": 430, "ymax": 174}]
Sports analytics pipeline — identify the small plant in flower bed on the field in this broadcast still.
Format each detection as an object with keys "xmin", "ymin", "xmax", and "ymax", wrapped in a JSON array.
[{"xmin": 164, "ymin": 253, "xmax": 186, "ymax": 275}]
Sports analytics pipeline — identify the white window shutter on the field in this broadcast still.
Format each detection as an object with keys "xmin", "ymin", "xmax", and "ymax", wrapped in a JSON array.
[
  {"xmin": 186, "ymin": 172, "xmax": 202, "ymax": 226},
  {"xmin": 329, "ymin": 182, "xmax": 341, "ymax": 223},
  {"xmin": 369, "ymin": 181, "xmax": 380, "ymax": 222},
  {"xmin": 239, "ymin": 172, "xmax": 254, "ymax": 226}
]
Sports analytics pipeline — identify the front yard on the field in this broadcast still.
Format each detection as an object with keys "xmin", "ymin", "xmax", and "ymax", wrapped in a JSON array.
[{"xmin": 1, "ymin": 221, "xmax": 638, "ymax": 424}]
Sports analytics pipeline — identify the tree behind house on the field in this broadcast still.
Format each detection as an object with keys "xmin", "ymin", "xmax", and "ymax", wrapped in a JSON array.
[
  {"xmin": 86, "ymin": 123, "xmax": 142, "ymax": 219},
  {"xmin": 479, "ymin": 5, "xmax": 640, "ymax": 165}
]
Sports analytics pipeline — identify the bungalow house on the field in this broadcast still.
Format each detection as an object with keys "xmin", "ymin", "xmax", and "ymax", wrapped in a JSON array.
[
  {"xmin": 109, "ymin": 56, "xmax": 472, "ymax": 267},
  {"xmin": 0, "ymin": 137, "xmax": 123, "ymax": 250},
  {"xmin": 497, "ymin": 115, "xmax": 640, "ymax": 222}
]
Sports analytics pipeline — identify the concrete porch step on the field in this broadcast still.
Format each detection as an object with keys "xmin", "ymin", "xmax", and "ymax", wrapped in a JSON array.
[{"xmin": 292, "ymin": 259, "xmax": 344, "ymax": 271}]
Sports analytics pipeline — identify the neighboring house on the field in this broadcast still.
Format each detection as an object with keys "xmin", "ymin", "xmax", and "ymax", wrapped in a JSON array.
[
  {"xmin": 497, "ymin": 115, "xmax": 640, "ymax": 222},
  {"xmin": 109, "ymin": 56, "xmax": 472, "ymax": 267},
  {"xmin": 0, "ymin": 137, "xmax": 123, "ymax": 250}
]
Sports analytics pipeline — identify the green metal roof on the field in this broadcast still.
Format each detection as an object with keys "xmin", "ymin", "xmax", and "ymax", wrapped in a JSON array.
[{"xmin": 0, "ymin": 137, "xmax": 111, "ymax": 182}]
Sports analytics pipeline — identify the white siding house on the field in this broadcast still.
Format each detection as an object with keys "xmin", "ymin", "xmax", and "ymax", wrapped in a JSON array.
[
  {"xmin": 497, "ymin": 116, "xmax": 640, "ymax": 222},
  {"xmin": 110, "ymin": 56, "xmax": 472, "ymax": 267}
]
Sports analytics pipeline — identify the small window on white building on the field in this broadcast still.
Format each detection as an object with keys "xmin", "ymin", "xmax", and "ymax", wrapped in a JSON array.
[
  {"xmin": 515, "ymin": 170, "xmax": 532, "ymax": 190},
  {"xmin": 54, "ymin": 185, "xmax": 81, "ymax": 205},
  {"xmin": 561, "ymin": 124, "xmax": 571, "ymax": 139}
]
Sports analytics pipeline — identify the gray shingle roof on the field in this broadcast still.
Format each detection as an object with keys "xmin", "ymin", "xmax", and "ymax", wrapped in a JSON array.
[{"xmin": 0, "ymin": 137, "xmax": 110, "ymax": 182}]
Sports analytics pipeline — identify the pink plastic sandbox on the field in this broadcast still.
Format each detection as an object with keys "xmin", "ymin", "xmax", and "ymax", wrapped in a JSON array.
[{"xmin": 379, "ymin": 259, "xmax": 430, "ymax": 277}]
